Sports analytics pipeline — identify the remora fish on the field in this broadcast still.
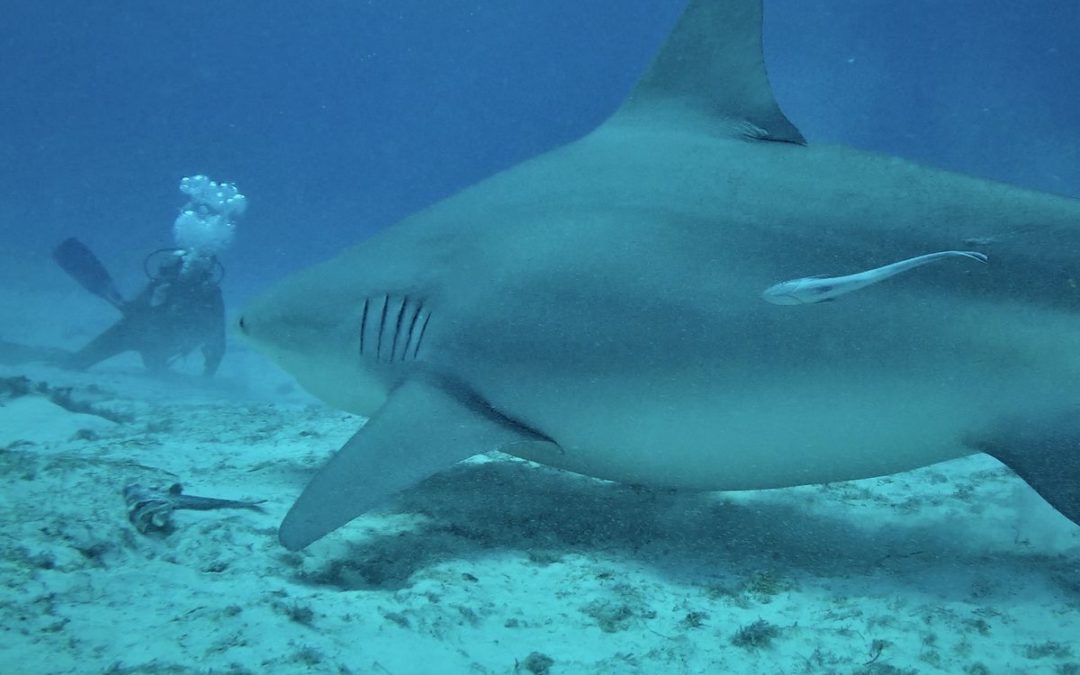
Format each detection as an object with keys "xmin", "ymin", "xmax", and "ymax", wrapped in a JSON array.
[
  {"xmin": 762, "ymin": 250, "xmax": 989, "ymax": 305},
  {"xmin": 239, "ymin": 0, "xmax": 1080, "ymax": 551}
]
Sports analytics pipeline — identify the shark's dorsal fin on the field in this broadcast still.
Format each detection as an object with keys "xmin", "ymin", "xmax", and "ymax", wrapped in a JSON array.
[{"xmin": 613, "ymin": 0, "xmax": 804, "ymax": 144}]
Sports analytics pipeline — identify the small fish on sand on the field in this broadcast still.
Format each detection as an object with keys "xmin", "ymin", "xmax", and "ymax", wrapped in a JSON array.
[{"xmin": 123, "ymin": 483, "xmax": 265, "ymax": 535}]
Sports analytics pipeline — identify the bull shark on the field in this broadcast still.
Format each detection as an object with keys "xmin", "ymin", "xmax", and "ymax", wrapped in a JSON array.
[{"xmin": 240, "ymin": 0, "xmax": 1080, "ymax": 551}]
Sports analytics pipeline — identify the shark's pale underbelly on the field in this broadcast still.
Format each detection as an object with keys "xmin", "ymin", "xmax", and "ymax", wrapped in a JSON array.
[
  {"xmin": 475, "ymin": 318, "xmax": 1076, "ymax": 491},
  {"xmin": 499, "ymin": 375, "xmax": 990, "ymax": 490},
  {"xmin": 440, "ymin": 283, "xmax": 1080, "ymax": 491}
]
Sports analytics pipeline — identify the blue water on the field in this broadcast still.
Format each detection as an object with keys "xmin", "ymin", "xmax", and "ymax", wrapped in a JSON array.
[
  {"xmin": 2, "ymin": 3, "xmax": 1080, "ymax": 671},
  {"xmin": 2, "ymin": 1, "xmax": 1077, "ymax": 303}
]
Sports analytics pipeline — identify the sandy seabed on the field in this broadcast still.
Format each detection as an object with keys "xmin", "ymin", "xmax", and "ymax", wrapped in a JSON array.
[{"xmin": 0, "ymin": 288, "xmax": 1077, "ymax": 675}]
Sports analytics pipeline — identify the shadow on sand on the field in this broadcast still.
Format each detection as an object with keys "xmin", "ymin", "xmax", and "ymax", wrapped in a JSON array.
[{"xmin": 286, "ymin": 457, "xmax": 1078, "ymax": 598}]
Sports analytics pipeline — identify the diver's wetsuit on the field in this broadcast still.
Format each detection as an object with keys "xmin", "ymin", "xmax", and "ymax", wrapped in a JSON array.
[{"xmin": 66, "ymin": 259, "xmax": 225, "ymax": 376}]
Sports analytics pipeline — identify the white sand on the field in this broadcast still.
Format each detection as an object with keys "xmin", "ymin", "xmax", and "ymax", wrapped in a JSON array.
[{"xmin": 1, "ymin": 298, "xmax": 1077, "ymax": 674}]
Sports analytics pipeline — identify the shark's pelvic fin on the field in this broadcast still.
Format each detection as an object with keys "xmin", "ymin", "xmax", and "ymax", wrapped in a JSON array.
[
  {"xmin": 970, "ymin": 412, "xmax": 1080, "ymax": 526},
  {"xmin": 614, "ymin": 0, "xmax": 804, "ymax": 144},
  {"xmin": 279, "ymin": 378, "xmax": 559, "ymax": 550}
]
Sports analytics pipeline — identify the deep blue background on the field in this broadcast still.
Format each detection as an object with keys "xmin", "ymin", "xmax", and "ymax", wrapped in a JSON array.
[{"xmin": 1, "ymin": 0, "xmax": 1077, "ymax": 302}]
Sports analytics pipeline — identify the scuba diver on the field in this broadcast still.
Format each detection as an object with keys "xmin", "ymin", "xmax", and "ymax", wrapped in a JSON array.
[
  {"xmin": 0, "ymin": 176, "xmax": 243, "ymax": 375},
  {"xmin": 50, "ymin": 174, "xmax": 244, "ymax": 377},
  {"xmin": 53, "ymin": 238, "xmax": 226, "ymax": 377}
]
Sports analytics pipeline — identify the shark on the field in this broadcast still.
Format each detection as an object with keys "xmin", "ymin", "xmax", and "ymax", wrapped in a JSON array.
[{"xmin": 239, "ymin": 0, "xmax": 1080, "ymax": 551}]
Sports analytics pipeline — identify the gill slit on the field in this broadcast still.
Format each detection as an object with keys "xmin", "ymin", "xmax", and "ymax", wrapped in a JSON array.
[
  {"xmin": 389, "ymin": 296, "xmax": 408, "ymax": 361},
  {"xmin": 413, "ymin": 310, "xmax": 431, "ymax": 359},
  {"xmin": 376, "ymin": 294, "xmax": 389, "ymax": 361},
  {"xmin": 359, "ymin": 297, "xmax": 370, "ymax": 355},
  {"xmin": 402, "ymin": 301, "xmax": 424, "ymax": 362}
]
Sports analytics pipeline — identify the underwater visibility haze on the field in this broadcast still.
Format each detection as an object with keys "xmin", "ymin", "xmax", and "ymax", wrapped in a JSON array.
[{"xmin": 1, "ymin": 1, "xmax": 1079, "ymax": 673}]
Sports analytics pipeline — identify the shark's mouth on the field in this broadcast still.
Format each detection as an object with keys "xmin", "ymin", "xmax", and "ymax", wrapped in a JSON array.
[{"xmin": 358, "ymin": 294, "xmax": 431, "ymax": 363}]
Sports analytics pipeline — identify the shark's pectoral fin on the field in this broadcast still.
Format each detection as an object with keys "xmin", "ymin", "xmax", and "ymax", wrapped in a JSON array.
[
  {"xmin": 279, "ymin": 377, "xmax": 557, "ymax": 551},
  {"xmin": 969, "ymin": 412, "xmax": 1080, "ymax": 525}
]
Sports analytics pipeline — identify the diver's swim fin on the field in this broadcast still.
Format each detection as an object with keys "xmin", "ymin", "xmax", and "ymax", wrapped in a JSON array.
[{"xmin": 53, "ymin": 238, "xmax": 127, "ymax": 311}]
